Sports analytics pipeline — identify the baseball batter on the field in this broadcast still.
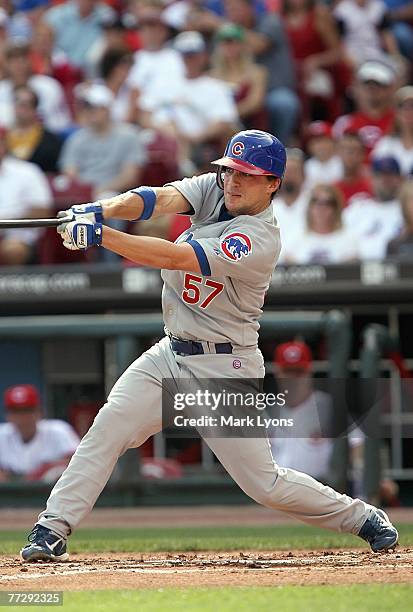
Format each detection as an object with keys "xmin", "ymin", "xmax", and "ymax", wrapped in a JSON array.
[{"xmin": 21, "ymin": 130, "xmax": 398, "ymax": 562}]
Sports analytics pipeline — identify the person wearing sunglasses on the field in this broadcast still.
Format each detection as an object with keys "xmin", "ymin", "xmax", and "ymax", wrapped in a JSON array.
[{"xmin": 284, "ymin": 183, "xmax": 359, "ymax": 263}]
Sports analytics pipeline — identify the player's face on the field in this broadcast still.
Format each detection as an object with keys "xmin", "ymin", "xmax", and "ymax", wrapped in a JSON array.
[
  {"xmin": 276, "ymin": 365, "xmax": 310, "ymax": 378},
  {"xmin": 276, "ymin": 367, "xmax": 312, "ymax": 405},
  {"xmin": 357, "ymin": 80, "xmax": 393, "ymax": 111},
  {"xmin": 139, "ymin": 21, "xmax": 169, "ymax": 51},
  {"xmin": 308, "ymin": 190, "xmax": 338, "ymax": 233},
  {"xmin": 223, "ymin": 167, "xmax": 279, "ymax": 215},
  {"xmin": 224, "ymin": 0, "xmax": 251, "ymax": 23},
  {"xmin": 14, "ymin": 90, "xmax": 37, "ymax": 126},
  {"xmin": 7, "ymin": 408, "xmax": 40, "ymax": 442},
  {"xmin": 372, "ymin": 171, "xmax": 402, "ymax": 202},
  {"xmin": 219, "ymin": 38, "xmax": 244, "ymax": 61},
  {"xmin": 397, "ymin": 99, "xmax": 413, "ymax": 129},
  {"xmin": 308, "ymin": 136, "xmax": 335, "ymax": 162},
  {"xmin": 83, "ymin": 104, "xmax": 110, "ymax": 130},
  {"xmin": 338, "ymin": 137, "xmax": 365, "ymax": 170}
]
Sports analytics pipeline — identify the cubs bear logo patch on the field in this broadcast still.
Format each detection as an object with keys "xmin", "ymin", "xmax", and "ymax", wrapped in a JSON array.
[{"xmin": 220, "ymin": 232, "xmax": 252, "ymax": 261}]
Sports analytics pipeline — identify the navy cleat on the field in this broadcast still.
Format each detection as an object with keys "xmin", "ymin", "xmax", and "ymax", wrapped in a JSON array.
[
  {"xmin": 358, "ymin": 508, "xmax": 399, "ymax": 553},
  {"xmin": 20, "ymin": 524, "xmax": 69, "ymax": 562}
]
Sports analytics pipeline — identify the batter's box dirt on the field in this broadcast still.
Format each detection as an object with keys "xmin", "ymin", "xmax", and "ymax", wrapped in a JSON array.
[{"xmin": 1, "ymin": 550, "xmax": 413, "ymax": 590}]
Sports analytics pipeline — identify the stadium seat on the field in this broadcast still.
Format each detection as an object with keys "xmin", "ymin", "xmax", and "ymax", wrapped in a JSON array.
[
  {"xmin": 38, "ymin": 175, "xmax": 94, "ymax": 264},
  {"xmin": 139, "ymin": 130, "xmax": 180, "ymax": 187}
]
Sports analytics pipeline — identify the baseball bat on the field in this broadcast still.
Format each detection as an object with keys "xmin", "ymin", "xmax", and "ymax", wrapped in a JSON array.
[{"xmin": 0, "ymin": 215, "xmax": 73, "ymax": 229}]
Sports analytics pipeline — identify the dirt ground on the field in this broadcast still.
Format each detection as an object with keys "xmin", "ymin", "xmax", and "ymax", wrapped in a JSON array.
[
  {"xmin": 1, "ymin": 549, "xmax": 412, "ymax": 590},
  {"xmin": 1, "ymin": 507, "xmax": 412, "ymax": 590}
]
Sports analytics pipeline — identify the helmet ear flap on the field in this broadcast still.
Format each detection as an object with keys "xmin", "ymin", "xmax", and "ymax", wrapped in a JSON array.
[{"xmin": 216, "ymin": 166, "xmax": 225, "ymax": 190}]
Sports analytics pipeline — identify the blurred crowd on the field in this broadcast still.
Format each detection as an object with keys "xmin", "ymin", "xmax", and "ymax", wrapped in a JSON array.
[{"xmin": 0, "ymin": 0, "xmax": 413, "ymax": 265}]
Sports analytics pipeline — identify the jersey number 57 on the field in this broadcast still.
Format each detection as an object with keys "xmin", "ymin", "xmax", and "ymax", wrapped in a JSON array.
[{"xmin": 182, "ymin": 273, "xmax": 224, "ymax": 309}]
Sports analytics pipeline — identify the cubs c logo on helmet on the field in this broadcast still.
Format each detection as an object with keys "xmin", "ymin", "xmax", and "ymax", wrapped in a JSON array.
[
  {"xmin": 220, "ymin": 232, "xmax": 252, "ymax": 261},
  {"xmin": 231, "ymin": 141, "xmax": 245, "ymax": 157}
]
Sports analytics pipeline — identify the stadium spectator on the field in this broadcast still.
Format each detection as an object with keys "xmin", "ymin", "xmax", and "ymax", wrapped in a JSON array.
[
  {"xmin": 0, "ymin": 125, "xmax": 53, "ymax": 265},
  {"xmin": 184, "ymin": 0, "xmax": 269, "ymax": 33},
  {"xmin": 373, "ymin": 86, "xmax": 413, "ymax": 175},
  {"xmin": 387, "ymin": 178, "xmax": 413, "ymax": 259},
  {"xmin": 162, "ymin": 0, "xmax": 193, "ymax": 30},
  {"xmin": 304, "ymin": 121, "xmax": 343, "ymax": 190},
  {"xmin": 127, "ymin": 5, "xmax": 185, "ymax": 126},
  {"xmin": 86, "ymin": 12, "xmax": 131, "ymax": 79},
  {"xmin": 0, "ymin": 39, "xmax": 72, "ymax": 134},
  {"xmin": 30, "ymin": 19, "xmax": 84, "ymax": 106},
  {"xmin": 43, "ymin": 0, "xmax": 115, "ymax": 73},
  {"xmin": 334, "ymin": 132, "xmax": 373, "ymax": 206},
  {"xmin": 0, "ymin": 384, "xmax": 80, "ymax": 483},
  {"xmin": 284, "ymin": 183, "xmax": 359, "ymax": 263},
  {"xmin": 6, "ymin": 85, "xmax": 63, "ymax": 173},
  {"xmin": 267, "ymin": 340, "xmax": 364, "ymax": 484},
  {"xmin": 98, "ymin": 48, "xmax": 138, "ymax": 124},
  {"xmin": 212, "ymin": 0, "xmax": 299, "ymax": 145},
  {"xmin": 8, "ymin": 0, "xmax": 50, "ymax": 42},
  {"xmin": 168, "ymin": 213, "xmax": 191, "ymax": 242},
  {"xmin": 384, "ymin": 0, "xmax": 413, "ymax": 59},
  {"xmin": 168, "ymin": 3, "xmax": 299, "ymax": 143},
  {"xmin": 334, "ymin": 0, "xmax": 402, "ymax": 67},
  {"xmin": 145, "ymin": 31, "xmax": 238, "ymax": 173},
  {"xmin": 0, "ymin": 6, "xmax": 8, "ymax": 32},
  {"xmin": 0, "ymin": 9, "xmax": 9, "ymax": 79},
  {"xmin": 282, "ymin": 0, "xmax": 351, "ymax": 122},
  {"xmin": 343, "ymin": 156, "xmax": 404, "ymax": 259},
  {"xmin": 59, "ymin": 83, "xmax": 146, "ymax": 199},
  {"xmin": 274, "ymin": 148, "xmax": 309, "ymax": 262},
  {"xmin": 267, "ymin": 340, "xmax": 400, "ymax": 504},
  {"xmin": 333, "ymin": 60, "xmax": 397, "ymax": 155},
  {"xmin": 209, "ymin": 23, "xmax": 267, "ymax": 130}
]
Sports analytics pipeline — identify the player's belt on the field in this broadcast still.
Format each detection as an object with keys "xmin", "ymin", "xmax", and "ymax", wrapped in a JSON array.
[{"xmin": 169, "ymin": 337, "xmax": 233, "ymax": 355}]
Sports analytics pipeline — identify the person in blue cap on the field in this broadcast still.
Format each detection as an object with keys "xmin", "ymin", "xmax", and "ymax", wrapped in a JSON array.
[{"xmin": 343, "ymin": 155, "xmax": 404, "ymax": 259}]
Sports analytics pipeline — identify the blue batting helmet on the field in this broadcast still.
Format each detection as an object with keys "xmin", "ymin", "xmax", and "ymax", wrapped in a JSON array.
[{"xmin": 211, "ymin": 130, "xmax": 286, "ymax": 181}]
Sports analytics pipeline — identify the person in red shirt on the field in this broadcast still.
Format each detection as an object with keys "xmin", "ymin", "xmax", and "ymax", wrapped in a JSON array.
[
  {"xmin": 0, "ymin": 385, "xmax": 79, "ymax": 483},
  {"xmin": 333, "ymin": 60, "xmax": 397, "ymax": 156},
  {"xmin": 334, "ymin": 132, "xmax": 373, "ymax": 206},
  {"xmin": 282, "ymin": 0, "xmax": 351, "ymax": 121}
]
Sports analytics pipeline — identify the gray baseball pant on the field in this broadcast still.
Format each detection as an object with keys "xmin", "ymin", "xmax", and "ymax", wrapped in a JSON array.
[{"xmin": 38, "ymin": 337, "xmax": 370, "ymax": 538}]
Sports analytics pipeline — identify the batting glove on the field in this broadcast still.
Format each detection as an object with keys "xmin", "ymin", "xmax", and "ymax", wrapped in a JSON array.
[
  {"xmin": 57, "ymin": 202, "xmax": 104, "ymax": 231},
  {"xmin": 60, "ymin": 217, "xmax": 103, "ymax": 251}
]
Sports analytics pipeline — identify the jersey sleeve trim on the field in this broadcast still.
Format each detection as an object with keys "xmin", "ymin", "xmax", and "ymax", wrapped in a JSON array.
[
  {"xmin": 165, "ymin": 183, "xmax": 195, "ymax": 215},
  {"xmin": 187, "ymin": 239, "xmax": 211, "ymax": 276}
]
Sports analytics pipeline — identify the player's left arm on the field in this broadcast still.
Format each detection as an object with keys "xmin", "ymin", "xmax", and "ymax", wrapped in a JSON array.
[
  {"xmin": 59, "ymin": 186, "xmax": 192, "ymax": 225},
  {"xmin": 104, "ymin": 186, "xmax": 193, "ymax": 219}
]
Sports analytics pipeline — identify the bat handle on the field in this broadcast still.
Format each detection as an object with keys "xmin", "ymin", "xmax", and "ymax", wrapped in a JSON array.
[{"xmin": 56, "ymin": 215, "xmax": 75, "ymax": 226}]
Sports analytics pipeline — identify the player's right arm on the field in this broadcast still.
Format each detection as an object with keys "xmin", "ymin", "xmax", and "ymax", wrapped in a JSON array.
[{"xmin": 60, "ymin": 186, "xmax": 192, "ymax": 224}]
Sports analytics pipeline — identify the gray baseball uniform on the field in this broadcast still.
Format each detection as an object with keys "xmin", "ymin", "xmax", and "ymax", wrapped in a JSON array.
[
  {"xmin": 162, "ymin": 173, "xmax": 280, "ymax": 347},
  {"xmin": 38, "ymin": 173, "xmax": 371, "ymax": 538}
]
